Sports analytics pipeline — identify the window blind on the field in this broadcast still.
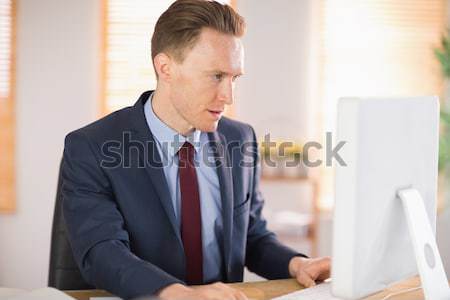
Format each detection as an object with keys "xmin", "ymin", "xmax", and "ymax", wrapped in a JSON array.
[
  {"xmin": 318, "ymin": 0, "xmax": 446, "ymax": 209},
  {"xmin": 0, "ymin": 0, "xmax": 12, "ymax": 99},
  {"xmin": 103, "ymin": 0, "xmax": 174, "ymax": 113},
  {"xmin": 320, "ymin": 0, "xmax": 446, "ymax": 132},
  {"xmin": 0, "ymin": 0, "xmax": 15, "ymax": 212}
]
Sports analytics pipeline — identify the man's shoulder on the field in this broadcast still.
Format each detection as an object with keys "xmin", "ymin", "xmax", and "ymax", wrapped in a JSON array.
[{"xmin": 65, "ymin": 105, "xmax": 136, "ymax": 145}]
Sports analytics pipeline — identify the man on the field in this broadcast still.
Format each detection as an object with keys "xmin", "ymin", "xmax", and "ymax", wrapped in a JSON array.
[{"xmin": 62, "ymin": 1, "xmax": 330, "ymax": 299}]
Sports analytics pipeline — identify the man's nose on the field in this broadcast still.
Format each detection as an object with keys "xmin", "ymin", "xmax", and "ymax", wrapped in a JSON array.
[{"xmin": 218, "ymin": 80, "xmax": 234, "ymax": 105}]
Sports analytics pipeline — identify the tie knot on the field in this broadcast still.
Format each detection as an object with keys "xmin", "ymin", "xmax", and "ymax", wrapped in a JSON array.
[{"xmin": 178, "ymin": 141, "xmax": 195, "ymax": 162}]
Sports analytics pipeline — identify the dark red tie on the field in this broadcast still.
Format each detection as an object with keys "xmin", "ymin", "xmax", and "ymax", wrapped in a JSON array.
[{"xmin": 178, "ymin": 142, "xmax": 203, "ymax": 285}]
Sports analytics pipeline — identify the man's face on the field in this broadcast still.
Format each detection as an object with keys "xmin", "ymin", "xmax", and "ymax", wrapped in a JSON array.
[{"xmin": 168, "ymin": 28, "xmax": 244, "ymax": 132}]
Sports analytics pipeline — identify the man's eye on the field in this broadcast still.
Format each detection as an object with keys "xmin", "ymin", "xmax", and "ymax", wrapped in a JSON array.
[{"xmin": 214, "ymin": 74, "xmax": 223, "ymax": 81}]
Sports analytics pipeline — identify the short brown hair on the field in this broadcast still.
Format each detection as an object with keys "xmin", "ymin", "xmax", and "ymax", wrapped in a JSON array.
[{"xmin": 151, "ymin": 0, "xmax": 246, "ymax": 64}]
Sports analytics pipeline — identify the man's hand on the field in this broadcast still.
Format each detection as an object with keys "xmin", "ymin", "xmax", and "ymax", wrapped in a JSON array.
[
  {"xmin": 157, "ymin": 282, "xmax": 248, "ymax": 300},
  {"xmin": 288, "ymin": 256, "xmax": 331, "ymax": 288}
]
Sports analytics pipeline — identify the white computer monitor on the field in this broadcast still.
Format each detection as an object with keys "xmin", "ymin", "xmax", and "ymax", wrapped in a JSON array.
[{"xmin": 331, "ymin": 97, "xmax": 450, "ymax": 300}]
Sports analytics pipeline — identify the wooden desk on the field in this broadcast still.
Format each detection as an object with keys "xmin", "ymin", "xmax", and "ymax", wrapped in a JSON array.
[{"xmin": 65, "ymin": 277, "xmax": 426, "ymax": 300}]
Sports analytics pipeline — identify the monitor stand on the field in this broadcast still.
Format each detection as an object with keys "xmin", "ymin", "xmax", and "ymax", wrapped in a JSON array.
[{"xmin": 398, "ymin": 188, "xmax": 450, "ymax": 300}]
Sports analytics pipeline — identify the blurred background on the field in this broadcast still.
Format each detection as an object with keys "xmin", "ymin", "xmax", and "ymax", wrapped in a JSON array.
[{"xmin": 1, "ymin": 0, "xmax": 450, "ymax": 289}]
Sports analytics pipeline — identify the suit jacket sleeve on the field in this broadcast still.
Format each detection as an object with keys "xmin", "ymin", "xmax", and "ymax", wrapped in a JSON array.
[
  {"xmin": 244, "ymin": 126, "xmax": 308, "ymax": 279},
  {"xmin": 62, "ymin": 131, "xmax": 184, "ymax": 299}
]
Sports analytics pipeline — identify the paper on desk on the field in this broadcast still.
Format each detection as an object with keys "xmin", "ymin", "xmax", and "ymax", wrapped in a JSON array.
[
  {"xmin": 0, "ymin": 287, "xmax": 24, "ymax": 299},
  {"xmin": 4, "ymin": 287, "xmax": 75, "ymax": 299}
]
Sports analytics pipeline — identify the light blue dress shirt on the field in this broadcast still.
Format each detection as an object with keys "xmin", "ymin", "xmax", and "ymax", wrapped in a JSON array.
[{"xmin": 144, "ymin": 94, "xmax": 224, "ymax": 283}]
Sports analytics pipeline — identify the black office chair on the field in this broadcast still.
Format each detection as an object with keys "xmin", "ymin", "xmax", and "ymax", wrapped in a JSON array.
[{"xmin": 48, "ymin": 160, "xmax": 94, "ymax": 290}]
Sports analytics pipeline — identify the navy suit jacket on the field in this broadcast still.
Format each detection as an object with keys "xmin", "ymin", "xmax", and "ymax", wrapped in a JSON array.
[{"xmin": 62, "ymin": 91, "xmax": 304, "ymax": 299}]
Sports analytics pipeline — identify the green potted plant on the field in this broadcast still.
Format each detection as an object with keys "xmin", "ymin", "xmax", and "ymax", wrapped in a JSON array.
[{"xmin": 434, "ymin": 31, "xmax": 450, "ymax": 210}]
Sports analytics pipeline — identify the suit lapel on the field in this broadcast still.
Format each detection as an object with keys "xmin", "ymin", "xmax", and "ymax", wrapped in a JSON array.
[
  {"xmin": 129, "ymin": 91, "xmax": 182, "ymax": 246},
  {"xmin": 141, "ymin": 135, "xmax": 182, "ymax": 245},
  {"xmin": 208, "ymin": 131, "xmax": 234, "ymax": 281}
]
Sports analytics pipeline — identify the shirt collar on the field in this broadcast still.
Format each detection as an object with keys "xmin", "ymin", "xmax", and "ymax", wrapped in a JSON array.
[{"xmin": 144, "ymin": 93, "xmax": 201, "ymax": 157}]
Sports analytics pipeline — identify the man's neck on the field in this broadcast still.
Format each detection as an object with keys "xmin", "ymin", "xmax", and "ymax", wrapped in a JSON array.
[{"xmin": 151, "ymin": 88, "xmax": 194, "ymax": 136}]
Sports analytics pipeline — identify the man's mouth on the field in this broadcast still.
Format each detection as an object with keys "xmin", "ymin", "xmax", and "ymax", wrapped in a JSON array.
[{"xmin": 208, "ymin": 110, "xmax": 223, "ymax": 120}]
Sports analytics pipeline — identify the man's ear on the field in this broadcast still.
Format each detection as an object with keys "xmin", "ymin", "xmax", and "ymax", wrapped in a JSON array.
[{"xmin": 153, "ymin": 52, "xmax": 173, "ymax": 82}]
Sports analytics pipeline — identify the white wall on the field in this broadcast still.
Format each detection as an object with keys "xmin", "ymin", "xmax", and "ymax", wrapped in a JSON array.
[
  {"xmin": 236, "ymin": 0, "xmax": 318, "ymax": 142},
  {"xmin": 235, "ymin": 0, "xmax": 319, "ymax": 281},
  {"xmin": 0, "ymin": 0, "xmax": 99, "ymax": 289}
]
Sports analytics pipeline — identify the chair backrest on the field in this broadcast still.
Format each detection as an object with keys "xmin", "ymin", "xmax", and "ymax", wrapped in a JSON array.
[{"xmin": 48, "ymin": 160, "xmax": 94, "ymax": 290}]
